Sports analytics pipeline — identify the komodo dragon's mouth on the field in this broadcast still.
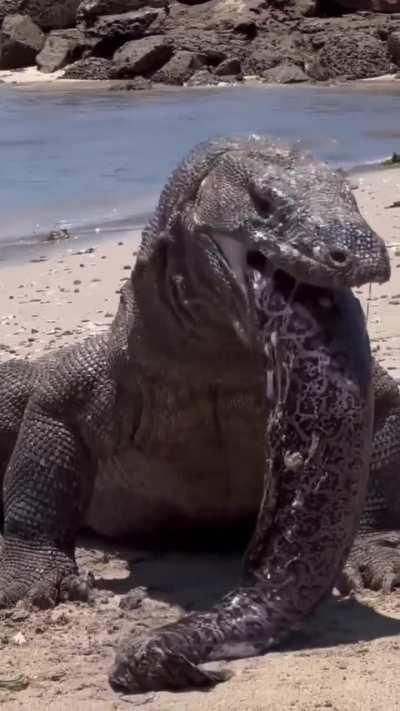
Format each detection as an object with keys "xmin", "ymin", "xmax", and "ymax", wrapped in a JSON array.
[
  {"xmin": 213, "ymin": 227, "xmax": 390, "ymax": 292},
  {"xmin": 213, "ymin": 235, "xmax": 305, "ymax": 295},
  {"xmin": 214, "ymin": 233, "xmax": 341, "ymax": 293}
]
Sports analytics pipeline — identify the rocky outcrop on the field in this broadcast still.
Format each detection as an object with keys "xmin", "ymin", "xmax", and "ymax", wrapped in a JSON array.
[
  {"xmin": 1, "ymin": 0, "xmax": 400, "ymax": 87},
  {"xmin": 0, "ymin": 13, "xmax": 44, "ymax": 68},
  {"xmin": 63, "ymin": 55, "xmax": 111, "ymax": 78},
  {"xmin": 334, "ymin": 0, "xmax": 400, "ymax": 11},
  {"xmin": 263, "ymin": 62, "xmax": 308, "ymax": 83},
  {"xmin": 185, "ymin": 68, "xmax": 220, "ymax": 85},
  {"xmin": 36, "ymin": 28, "xmax": 85, "ymax": 71},
  {"xmin": 306, "ymin": 31, "xmax": 391, "ymax": 80},
  {"xmin": 0, "ymin": 0, "xmax": 81, "ymax": 29},
  {"xmin": 214, "ymin": 57, "xmax": 241, "ymax": 76},
  {"xmin": 388, "ymin": 31, "xmax": 400, "ymax": 65},
  {"xmin": 0, "ymin": 1, "xmax": 21, "ymax": 23},
  {"xmin": 76, "ymin": 0, "xmax": 164, "ymax": 23},
  {"xmin": 84, "ymin": 10, "xmax": 159, "ymax": 55},
  {"xmin": 152, "ymin": 50, "xmax": 203, "ymax": 84},
  {"xmin": 110, "ymin": 36, "xmax": 173, "ymax": 77}
]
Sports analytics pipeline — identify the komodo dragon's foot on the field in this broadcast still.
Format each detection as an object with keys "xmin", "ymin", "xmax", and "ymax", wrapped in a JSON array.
[
  {"xmin": 0, "ymin": 535, "xmax": 92, "ymax": 609},
  {"xmin": 337, "ymin": 531, "xmax": 400, "ymax": 594}
]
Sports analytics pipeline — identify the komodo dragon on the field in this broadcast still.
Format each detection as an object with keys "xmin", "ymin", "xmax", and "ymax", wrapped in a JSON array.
[{"xmin": 0, "ymin": 135, "xmax": 399, "ymax": 693}]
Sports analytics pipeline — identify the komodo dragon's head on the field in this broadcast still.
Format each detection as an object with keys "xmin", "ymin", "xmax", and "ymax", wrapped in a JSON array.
[{"xmin": 132, "ymin": 135, "xmax": 390, "ymax": 355}]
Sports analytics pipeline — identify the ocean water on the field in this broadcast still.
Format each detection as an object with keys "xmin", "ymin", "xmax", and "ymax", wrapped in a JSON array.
[{"xmin": 1, "ymin": 80, "xmax": 400, "ymax": 251}]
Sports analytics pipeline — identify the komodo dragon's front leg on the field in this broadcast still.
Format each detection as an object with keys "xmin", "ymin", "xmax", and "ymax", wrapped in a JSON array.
[
  {"xmin": 109, "ymin": 283, "xmax": 373, "ymax": 694},
  {"xmin": 0, "ymin": 337, "xmax": 121, "ymax": 607}
]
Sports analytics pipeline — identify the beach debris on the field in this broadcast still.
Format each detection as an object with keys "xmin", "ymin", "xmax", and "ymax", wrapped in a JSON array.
[
  {"xmin": 11, "ymin": 632, "xmax": 27, "ymax": 646},
  {"xmin": 383, "ymin": 152, "xmax": 400, "ymax": 166},
  {"xmin": 0, "ymin": 674, "xmax": 30, "ymax": 692},
  {"xmin": 45, "ymin": 228, "xmax": 75, "ymax": 242},
  {"xmin": 385, "ymin": 200, "xmax": 400, "ymax": 209}
]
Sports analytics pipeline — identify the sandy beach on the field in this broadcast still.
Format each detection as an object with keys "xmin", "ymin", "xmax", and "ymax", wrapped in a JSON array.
[{"xmin": 0, "ymin": 166, "xmax": 400, "ymax": 710}]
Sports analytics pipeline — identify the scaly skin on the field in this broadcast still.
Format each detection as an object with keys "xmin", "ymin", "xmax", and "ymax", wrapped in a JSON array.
[
  {"xmin": 110, "ymin": 276, "xmax": 374, "ymax": 692},
  {"xmin": 0, "ymin": 135, "xmax": 397, "ymax": 693}
]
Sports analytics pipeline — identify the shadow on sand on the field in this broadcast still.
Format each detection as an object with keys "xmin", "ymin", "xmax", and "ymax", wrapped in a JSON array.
[{"xmin": 77, "ymin": 532, "xmax": 400, "ymax": 654}]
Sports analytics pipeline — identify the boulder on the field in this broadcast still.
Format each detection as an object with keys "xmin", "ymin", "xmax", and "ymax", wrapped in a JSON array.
[
  {"xmin": 214, "ymin": 57, "xmax": 241, "ymax": 76},
  {"xmin": 110, "ymin": 36, "xmax": 173, "ymax": 77},
  {"xmin": 243, "ymin": 49, "xmax": 281, "ymax": 75},
  {"xmin": 307, "ymin": 32, "xmax": 390, "ymax": 80},
  {"xmin": 85, "ymin": 10, "xmax": 159, "ymax": 55},
  {"xmin": 388, "ymin": 31, "xmax": 400, "ymax": 66},
  {"xmin": 294, "ymin": 0, "xmax": 318, "ymax": 15},
  {"xmin": 333, "ymin": 0, "xmax": 400, "ymax": 10},
  {"xmin": 152, "ymin": 49, "xmax": 204, "ymax": 84},
  {"xmin": 185, "ymin": 68, "xmax": 219, "ymax": 85},
  {"xmin": 263, "ymin": 61, "xmax": 308, "ymax": 83},
  {"xmin": 0, "ymin": 14, "xmax": 44, "ymax": 69},
  {"xmin": 0, "ymin": 1, "xmax": 20, "ymax": 23},
  {"xmin": 1, "ymin": 0, "xmax": 82, "ymax": 29},
  {"xmin": 36, "ymin": 28, "xmax": 85, "ymax": 72},
  {"xmin": 63, "ymin": 55, "xmax": 111, "ymax": 78},
  {"xmin": 76, "ymin": 0, "xmax": 164, "ymax": 23},
  {"xmin": 233, "ymin": 19, "xmax": 257, "ymax": 38}
]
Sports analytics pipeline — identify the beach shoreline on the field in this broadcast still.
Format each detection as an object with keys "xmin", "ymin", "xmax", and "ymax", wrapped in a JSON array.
[{"xmin": 1, "ymin": 64, "xmax": 399, "ymax": 92}]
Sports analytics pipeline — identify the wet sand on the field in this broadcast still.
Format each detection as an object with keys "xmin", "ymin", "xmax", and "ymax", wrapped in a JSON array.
[{"xmin": 0, "ymin": 166, "xmax": 400, "ymax": 710}]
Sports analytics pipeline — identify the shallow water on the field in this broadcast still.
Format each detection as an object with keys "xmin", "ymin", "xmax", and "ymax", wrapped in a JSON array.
[{"xmin": 1, "ymin": 80, "xmax": 400, "ymax": 248}]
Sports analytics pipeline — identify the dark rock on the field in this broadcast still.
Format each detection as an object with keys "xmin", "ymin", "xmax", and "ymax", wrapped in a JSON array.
[
  {"xmin": 233, "ymin": 19, "xmax": 257, "ymax": 38},
  {"xmin": 152, "ymin": 49, "xmax": 203, "ymax": 84},
  {"xmin": 311, "ymin": 32, "xmax": 326, "ymax": 50},
  {"xmin": 295, "ymin": 0, "xmax": 318, "ymax": 15},
  {"xmin": 184, "ymin": 46, "xmax": 225, "ymax": 67},
  {"xmin": 110, "ymin": 36, "xmax": 173, "ymax": 78},
  {"xmin": 243, "ymin": 48, "xmax": 281, "ymax": 75},
  {"xmin": 36, "ymin": 28, "xmax": 84, "ymax": 72},
  {"xmin": 63, "ymin": 55, "xmax": 111, "ymax": 78},
  {"xmin": 0, "ymin": 0, "xmax": 80, "ymax": 27},
  {"xmin": 334, "ymin": 0, "xmax": 400, "ymax": 10},
  {"xmin": 45, "ymin": 228, "xmax": 74, "ymax": 241},
  {"xmin": 263, "ymin": 61, "xmax": 308, "ymax": 83},
  {"xmin": 185, "ymin": 67, "xmax": 219, "ymax": 85},
  {"xmin": 109, "ymin": 75, "xmax": 151, "ymax": 88},
  {"xmin": 244, "ymin": 31, "xmax": 309, "ymax": 76},
  {"xmin": 307, "ymin": 31, "xmax": 390, "ymax": 80},
  {"xmin": 0, "ymin": 0, "xmax": 20, "ymax": 23},
  {"xmin": 86, "ymin": 10, "xmax": 159, "ymax": 56},
  {"xmin": 76, "ymin": 0, "xmax": 164, "ymax": 23},
  {"xmin": 163, "ymin": 0, "xmax": 251, "ymax": 52},
  {"xmin": 388, "ymin": 30, "xmax": 400, "ymax": 65},
  {"xmin": 0, "ymin": 14, "xmax": 44, "ymax": 69},
  {"xmin": 18, "ymin": 0, "xmax": 80, "ymax": 29},
  {"xmin": 214, "ymin": 57, "xmax": 241, "ymax": 76}
]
